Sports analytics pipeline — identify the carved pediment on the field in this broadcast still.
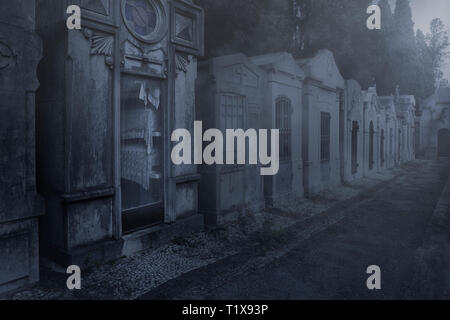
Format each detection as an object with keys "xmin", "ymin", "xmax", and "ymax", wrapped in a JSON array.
[
  {"xmin": 305, "ymin": 50, "xmax": 344, "ymax": 89},
  {"xmin": 81, "ymin": 0, "xmax": 109, "ymax": 16},
  {"xmin": 82, "ymin": 28, "xmax": 114, "ymax": 69},
  {"xmin": 222, "ymin": 64, "xmax": 259, "ymax": 88}
]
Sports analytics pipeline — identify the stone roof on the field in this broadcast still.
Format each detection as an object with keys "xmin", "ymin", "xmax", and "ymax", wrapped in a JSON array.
[
  {"xmin": 296, "ymin": 49, "xmax": 345, "ymax": 89},
  {"xmin": 250, "ymin": 52, "xmax": 305, "ymax": 79}
]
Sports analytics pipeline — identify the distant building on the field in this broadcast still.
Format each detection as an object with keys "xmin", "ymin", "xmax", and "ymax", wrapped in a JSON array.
[
  {"xmin": 379, "ymin": 96, "xmax": 399, "ymax": 169},
  {"xmin": 395, "ymin": 95, "xmax": 417, "ymax": 162},
  {"xmin": 419, "ymin": 86, "xmax": 450, "ymax": 158}
]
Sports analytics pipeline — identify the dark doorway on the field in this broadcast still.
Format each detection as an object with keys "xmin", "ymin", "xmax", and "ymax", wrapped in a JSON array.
[
  {"xmin": 351, "ymin": 121, "xmax": 359, "ymax": 174},
  {"xmin": 369, "ymin": 121, "xmax": 374, "ymax": 170},
  {"xmin": 438, "ymin": 128, "xmax": 450, "ymax": 157}
]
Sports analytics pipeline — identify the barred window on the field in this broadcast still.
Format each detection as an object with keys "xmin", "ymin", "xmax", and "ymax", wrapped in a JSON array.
[
  {"xmin": 321, "ymin": 112, "xmax": 331, "ymax": 162},
  {"xmin": 220, "ymin": 94, "xmax": 246, "ymax": 165},
  {"xmin": 220, "ymin": 94, "xmax": 245, "ymax": 130},
  {"xmin": 276, "ymin": 97, "xmax": 292, "ymax": 160}
]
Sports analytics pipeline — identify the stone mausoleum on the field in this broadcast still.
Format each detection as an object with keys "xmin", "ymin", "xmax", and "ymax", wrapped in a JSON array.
[
  {"xmin": 297, "ymin": 50, "xmax": 344, "ymax": 195},
  {"xmin": 35, "ymin": 0, "xmax": 204, "ymax": 269},
  {"xmin": 251, "ymin": 52, "xmax": 305, "ymax": 207},
  {"xmin": 195, "ymin": 53, "xmax": 266, "ymax": 226}
]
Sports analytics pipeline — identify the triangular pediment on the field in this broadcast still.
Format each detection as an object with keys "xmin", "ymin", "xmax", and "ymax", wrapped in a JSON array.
[
  {"xmin": 300, "ymin": 50, "xmax": 344, "ymax": 89},
  {"xmin": 81, "ymin": 0, "xmax": 109, "ymax": 16},
  {"xmin": 222, "ymin": 64, "xmax": 259, "ymax": 88}
]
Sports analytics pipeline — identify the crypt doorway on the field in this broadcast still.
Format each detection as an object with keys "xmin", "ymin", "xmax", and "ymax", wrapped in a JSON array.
[
  {"xmin": 119, "ymin": 0, "xmax": 170, "ymax": 233},
  {"xmin": 120, "ymin": 75, "xmax": 165, "ymax": 233},
  {"xmin": 438, "ymin": 128, "xmax": 450, "ymax": 157}
]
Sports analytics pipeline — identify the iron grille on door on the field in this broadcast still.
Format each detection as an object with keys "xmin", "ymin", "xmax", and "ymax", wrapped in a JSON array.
[
  {"xmin": 321, "ymin": 112, "xmax": 331, "ymax": 162},
  {"xmin": 351, "ymin": 121, "xmax": 359, "ymax": 174}
]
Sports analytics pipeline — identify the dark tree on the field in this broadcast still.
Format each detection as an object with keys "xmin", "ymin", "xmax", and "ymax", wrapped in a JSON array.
[
  {"xmin": 416, "ymin": 29, "xmax": 435, "ymax": 99},
  {"xmin": 389, "ymin": 0, "xmax": 421, "ymax": 95},
  {"xmin": 426, "ymin": 18, "xmax": 450, "ymax": 87},
  {"xmin": 194, "ymin": 0, "xmax": 295, "ymax": 58},
  {"xmin": 194, "ymin": 0, "xmax": 443, "ymax": 100}
]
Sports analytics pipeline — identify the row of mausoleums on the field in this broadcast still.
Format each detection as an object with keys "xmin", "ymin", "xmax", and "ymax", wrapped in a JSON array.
[
  {"xmin": 195, "ymin": 50, "xmax": 417, "ymax": 224},
  {"xmin": 0, "ymin": 0, "xmax": 418, "ymax": 294}
]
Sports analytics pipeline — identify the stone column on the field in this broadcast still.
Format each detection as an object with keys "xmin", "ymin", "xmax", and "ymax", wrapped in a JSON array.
[{"xmin": 0, "ymin": 0, "xmax": 43, "ymax": 294}]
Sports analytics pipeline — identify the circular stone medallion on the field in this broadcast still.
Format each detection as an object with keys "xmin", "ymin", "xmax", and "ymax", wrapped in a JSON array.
[{"xmin": 122, "ymin": 0, "xmax": 168, "ymax": 44}]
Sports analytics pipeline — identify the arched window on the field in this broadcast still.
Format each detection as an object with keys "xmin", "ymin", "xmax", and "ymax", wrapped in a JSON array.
[
  {"xmin": 369, "ymin": 121, "xmax": 374, "ymax": 170},
  {"xmin": 276, "ymin": 96, "xmax": 292, "ymax": 160}
]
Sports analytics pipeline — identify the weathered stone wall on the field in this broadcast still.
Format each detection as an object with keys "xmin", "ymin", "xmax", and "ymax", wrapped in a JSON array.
[
  {"xmin": 36, "ymin": 0, "xmax": 116, "ymax": 266},
  {"xmin": 0, "ymin": 0, "xmax": 43, "ymax": 294}
]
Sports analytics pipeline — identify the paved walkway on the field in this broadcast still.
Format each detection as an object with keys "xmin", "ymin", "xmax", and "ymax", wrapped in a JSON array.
[
  {"xmin": 140, "ymin": 159, "xmax": 450, "ymax": 300},
  {"xmin": 6, "ymin": 160, "xmax": 449, "ymax": 300}
]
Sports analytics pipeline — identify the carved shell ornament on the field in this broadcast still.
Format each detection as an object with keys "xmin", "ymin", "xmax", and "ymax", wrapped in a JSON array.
[
  {"xmin": 82, "ymin": 28, "xmax": 114, "ymax": 69},
  {"xmin": 0, "ymin": 41, "xmax": 16, "ymax": 70}
]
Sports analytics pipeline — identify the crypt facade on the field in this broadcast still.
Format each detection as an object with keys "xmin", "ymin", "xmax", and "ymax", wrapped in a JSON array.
[{"xmin": 35, "ymin": 0, "xmax": 205, "ymax": 268}]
